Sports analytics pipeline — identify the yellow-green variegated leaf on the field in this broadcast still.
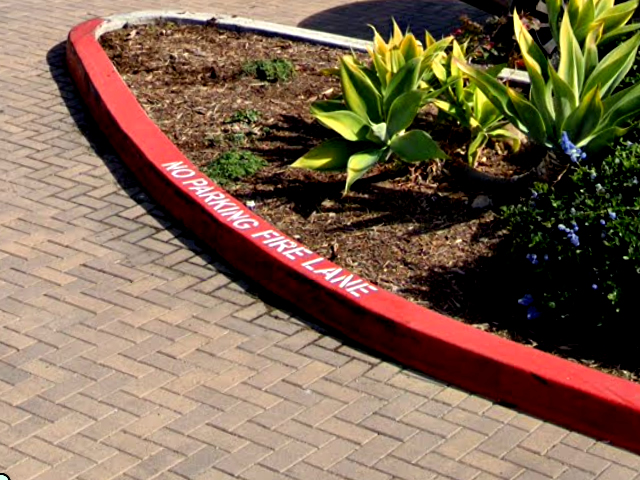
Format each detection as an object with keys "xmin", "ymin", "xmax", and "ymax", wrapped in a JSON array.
[
  {"xmin": 423, "ymin": 36, "xmax": 454, "ymax": 63},
  {"xmin": 549, "ymin": 67, "xmax": 578, "ymax": 131},
  {"xmin": 310, "ymin": 100, "xmax": 345, "ymax": 116},
  {"xmin": 450, "ymin": 40, "xmax": 466, "ymax": 99},
  {"xmin": 558, "ymin": 11, "xmax": 585, "ymax": 92},
  {"xmin": 580, "ymin": 125, "xmax": 629, "ymax": 153},
  {"xmin": 514, "ymin": 10, "xmax": 549, "ymax": 79},
  {"xmin": 474, "ymin": 88, "xmax": 502, "ymax": 127},
  {"xmin": 340, "ymin": 55, "xmax": 383, "ymax": 123},
  {"xmin": 573, "ymin": 0, "xmax": 596, "ymax": 43},
  {"xmin": 584, "ymin": 23, "xmax": 602, "ymax": 80},
  {"xmin": 490, "ymin": 127, "xmax": 522, "ymax": 152},
  {"xmin": 425, "ymin": 31, "xmax": 435, "ymax": 47},
  {"xmin": 507, "ymin": 88, "xmax": 547, "ymax": 145},
  {"xmin": 523, "ymin": 49, "xmax": 554, "ymax": 129},
  {"xmin": 387, "ymin": 90, "xmax": 426, "ymax": 137},
  {"xmin": 599, "ymin": 0, "xmax": 639, "ymax": 34},
  {"xmin": 389, "ymin": 49, "xmax": 406, "ymax": 74},
  {"xmin": 454, "ymin": 59, "xmax": 524, "ymax": 131},
  {"xmin": 547, "ymin": 0, "xmax": 563, "ymax": 45},
  {"xmin": 390, "ymin": 18, "xmax": 404, "ymax": 48},
  {"xmin": 595, "ymin": 0, "xmax": 615, "ymax": 16},
  {"xmin": 371, "ymin": 52, "xmax": 390, "ymax": 92},
  {"xmin": 291, "ymin": 139, "xmax": 358, "ymax": 171},
  {"xmin": 583, "ymin": 33, "xmax": 640, "ymax": 97},
  {"xmin": 562, "ymin": 86, "xmax": 604, "ymax": 144},
  {"xmin": 400, "ymin": 33, "xmax": 422, "ymax": 61},
  {"xmin": 467, "ymin": 131, "xmax": 489, "ymax": 165},
  {"xmin": 433, "ymin": 99, "xmax": 464, "ymax": 118},
  {"xmin": 431, "ymin": 60, "xmax": 447, "ymax": 83},
  {"xmin": 370, "ymin": 25, "xmax": 389, "ymax": 56},
  {"xmin": 601, "ymin": 22, "xmax": 640, "ymax": 45},
  {"xmin": 602, "ymin": 81, "xmax": 640, "ymax": 127},
  {"xmin": 345, "ymin": 148, "xmax": 385, "ymax": 193},
  {"xmin": 313, "ymin": 110, "xmax": 371, "ymax": 141},
  {"xmin": 367, "ymin": 122, "xmax": 388, "ymax": 143},
  {"xmin": 389, "ymin": 130, "xmax": 447, "ymax": 162},
  {"xmin": 383, "ymin": 57, "xmax": 422, "ymax": 114},
  {"xmin": 567, "ymin": 0, "xmax": 582, "ymax": 33}
]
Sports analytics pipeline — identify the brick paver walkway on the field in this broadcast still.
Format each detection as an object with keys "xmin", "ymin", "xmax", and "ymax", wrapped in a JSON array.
[{"xmin": 1, "ymin": 0, "xmax": 639, "ymax": 479}]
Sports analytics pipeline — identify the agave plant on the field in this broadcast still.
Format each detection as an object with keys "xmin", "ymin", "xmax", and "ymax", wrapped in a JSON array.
[
  {"xmin": 292, "ymin": 53, "xmax": 447, "ymax": 193},
  {"xmin": 431, "ymin": 39, "xmax": 522, "ymax": 165},
  {"xmin": 367, "ymin": 19, "xmax": 453, "ymax": 89},
  {"xmin": 455, "ymin": 8, "xmax": 640, "ymax": 181},
  {"xmin": 545, "ymin": 0, "xmax": 640, "ymax": 47}
]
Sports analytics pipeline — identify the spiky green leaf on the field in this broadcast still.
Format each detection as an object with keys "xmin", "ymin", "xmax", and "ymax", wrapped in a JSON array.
[
  {"xmin": 507, "ymin": 88, "xmax": 547, "ymax": 145},
  {"xmin": 386, "ymin": 90, "xmax": 426, "ymax": 138},
  {"xmin": 340, "ymin": 55, "xmax": 383, "ymax": 123},
  {"xmin": 313, "ymin": 110, "xmax": 371, "ymax": 141},
  {"xmin": 389, "ymin": 130, "xmax": 447, "ymax": 162},
  {"xmin": 383, "ymin": 56, "xmax": 422, "ymax": 113},
  {"xmin": 583, "ymin": 33, "xmax": 640, "ymax": 97},
  {"xmin": 345, "ymin": 148, "xmax": 385, "ymax": 192},
  {"xmin": 291, "ymin": 139, "xmax": 360, "ymax": 171},
  {"xmin": 562, "ymin": 86, "xmax": 604, "ymax": 144}
]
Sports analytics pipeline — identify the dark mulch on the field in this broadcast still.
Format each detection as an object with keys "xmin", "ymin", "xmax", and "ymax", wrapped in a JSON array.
[{"xmin": 100, "ymin": 21, "xmax": 640, "ymax": 382}]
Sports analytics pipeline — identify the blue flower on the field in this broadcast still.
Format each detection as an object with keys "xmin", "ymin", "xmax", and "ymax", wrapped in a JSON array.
[
  {"xmin": 600, "ymin": 219, "xmax": 606, "ymax": 225},
  {"xmin": 609, "ymin": 211, "xmax": 617, "ymax": 220},
  {"xmin": 592, "ymin": 284, "xmax": 598, "ymax": 290},
  {"xmin": 526, "ymin": 253, "xmax": 538, "ymax": 265},
  {"xmin": 568, "ymin": 232, "xmax": 580, "ymax": 247},
  {"xmin": 571, "ymin": 222, "xmax": 579, "ymax": 232},
  {"xmin": 518, "ymin": 294, "xmax": 534, "ymax": 306},
  {"xmin": 558, "ymin": 224, "xmax": 568, "ymax": 232},
  {"xmin": 560, "ymin": 132, "xmax": 587, "ymax": 163},
  {"xmin": 527, "ymin": 306, "xmax": 542, "ymax": 320},
  {"xmin": 531, "ymin": 190, "xmax": 538, "ymax": 199},
  {"xmin": 543, "ymin": 254, "xmax": 549, "ymax": 261}
]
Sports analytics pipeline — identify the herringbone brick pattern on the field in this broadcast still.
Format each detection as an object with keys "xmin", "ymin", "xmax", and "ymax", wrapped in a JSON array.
[{"xmin": 1, "ymin": 0, "xmax": 639, "ymax": 479}]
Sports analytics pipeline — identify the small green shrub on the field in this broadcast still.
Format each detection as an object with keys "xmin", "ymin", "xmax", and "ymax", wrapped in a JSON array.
[
  {"xmin": 502, "ymin": 141, "xmax": 640, "ymax": 330},
  {"xmin": 202, "ymin": 150, "xmax": 267, "ymax": 185},
  {"xmin": 242, "ymin": 59, "xmax": 295, "ymax": 82},
  {"xmin": 225, "ymin": 109, "xmax": 261, "ymax": 124}
]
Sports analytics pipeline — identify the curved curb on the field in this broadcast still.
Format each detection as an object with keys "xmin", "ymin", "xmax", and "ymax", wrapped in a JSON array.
[{"xmin": 67, "ymin": 12, "xmax": 640, "ymax": 453}]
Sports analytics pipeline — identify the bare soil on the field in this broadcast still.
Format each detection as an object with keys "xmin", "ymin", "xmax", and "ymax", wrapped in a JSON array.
[{"xmin": 100, "ymin": 21, "xmax": 640, "ymax": 381}]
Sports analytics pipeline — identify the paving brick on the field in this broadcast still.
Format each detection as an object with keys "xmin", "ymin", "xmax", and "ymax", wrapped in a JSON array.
[
  {"xmin": 57, "ymin": 434, "xmax": 119, "ymax": 463},
  {"xmin": 435, "ymin": 428, "xmax": 487, "ymax": 460},
  {"xmin": 401, "ymin": 411, "xmax": 460, "ymax": 437},
  {"xmin": 547, "ymin": 444, "xmax": 610, "ymax": 475},
  {"xmin": 419, "ymin": 452, "xmax": 481, "ymax": 480},
  {"xmin": 190, "ymin": 424, "xmax": 249, "ymax": 452},
  {"xmin": 504, "ymin": 446, "xmax": 567, "ymax": 478},
  {"xmin": 260, "ymin": 440, "xmax": 316, "ymax": 472},
  {"xmin": 0, "ymin": 4, "xmax": 639, "ymax": 480},
  {"xmin": 275, "ymin": 420, "xmax": 336, "ymax": 448},
  {"xmin": 15, "ymin": 436, "xmax": 72, "ymax": 465},
  {"xmin": 375, "ymin": 456, "xmax": 438, "ymax": 480},
  {"xmin": 462, "ymin": 450, "xmax": 524, "ymax": 479},
  {"xmin": 317, "ymin": 417, "xmax": 377, "ymax": 445},
  {"xmin": 171, "ymin": 446, "xmax": 228, "ymax": 478},
  {"xmin": 246, "ymin": 399, "xmax": 301, "ymax": 429},
  {"xmin": 210, "ymin": 443, "xmax": 271, "ymax": 476}
]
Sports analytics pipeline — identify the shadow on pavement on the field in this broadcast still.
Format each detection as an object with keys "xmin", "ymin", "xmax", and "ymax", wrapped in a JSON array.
[{"xmin": 298, "ymin": 0, "xmax": 491, "ymax": 40}]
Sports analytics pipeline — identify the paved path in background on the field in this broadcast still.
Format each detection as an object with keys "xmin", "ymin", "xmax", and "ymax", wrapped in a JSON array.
[{"xmin": 0, "ymin": 0, "xmax": 639, "ymax": 479}]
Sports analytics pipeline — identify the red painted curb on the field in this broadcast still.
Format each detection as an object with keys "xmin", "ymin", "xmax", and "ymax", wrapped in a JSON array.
[{"xmin": 67, "ymin": 17, "xmax": 640, "ymax": 453}]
